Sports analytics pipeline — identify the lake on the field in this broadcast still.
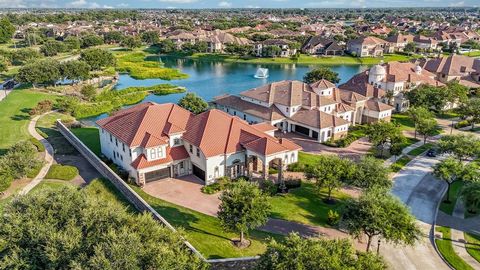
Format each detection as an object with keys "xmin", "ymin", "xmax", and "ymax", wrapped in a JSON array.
[{"xmin": 86, "ymin": 57, "xmax": 368, "ymax": 123}]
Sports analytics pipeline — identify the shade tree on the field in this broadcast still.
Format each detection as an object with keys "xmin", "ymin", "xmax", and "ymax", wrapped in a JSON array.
[
  {"xmin": 438, "ymin": 134, "xmax": 480, "ymax": 161},
  {"xmin": 80, "ymin": 48, "xmax": 116, "ymax": 70},
  {"xmin": 365, "ymin": 121, "xmax": 404, "ymax": 158},
  {"xmin": 177, "ymin": 92, "xmax": 209, "ymax": 114},
  {"xmin": 433, "ymin": 157, "xmax": 464, "ymax": 203},
  {"xmin": 303, "ymin": 67, "xmax": 340, "ymax": 84}
]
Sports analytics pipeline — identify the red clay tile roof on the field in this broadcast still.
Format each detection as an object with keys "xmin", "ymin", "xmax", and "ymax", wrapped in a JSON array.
[
  {"xmin": 338, "ymin": 72, "xmax": 386, "ymax": 99},
  {"xmin": 365, "ymin": 99, "xmax": 394, "ymax": 112},
  {"xmin": 252, "ymin": 122, "xmax": 277, "ymax": 132},
  {"xmin": 131, "ymin": 146, "xmax": 189, "ymax": 169},
  {"xmin": 182, "ymin": 109, "xmax": 300, "ymax": 157},
  {"xmin": 240, "ymin": 80, "xmax": 307, "ymax": 107},
  {"xmin": 290, "ymin": 109, "xmax": 350, "ymax": 129},
  {"xmin": 96, "ymin": 102, "xmax": 192, "ymax": 147},
  {"xmin": 140, "ymin": 133, "xmax": 169, "ymax": 148},
  {"xmin": 309, "ymin": 79, "xmax": 336, "ymax": 90},
  {"xmin": 212, "ymin": 95, "xmax": 285, "ymax": 121}
]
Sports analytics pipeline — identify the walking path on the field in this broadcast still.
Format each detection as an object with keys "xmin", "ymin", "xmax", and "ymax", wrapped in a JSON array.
[
  {"xmin": 19, "ymin": 112, "xmax": 55, "ymax": 195},
  {"xmin": 0, "ymin": 89, "xmax": 12, "ymax": 102},
  {"xmin": 448, "ymin": 200, "xmax": 480, "ymax": 269}
]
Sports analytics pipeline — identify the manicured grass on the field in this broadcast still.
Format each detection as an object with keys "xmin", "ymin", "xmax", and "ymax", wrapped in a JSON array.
[
  {"xmin": 439, "ymin": 181, "xmax": 464, "ymax": 215},
  {"xmin": 464, "ymin": 51, "xmax": 480, "ymax": 57},
  {"xmin": 288, "ymin": 151, "xmax": 323, "ymax": 171},
  {"xmin": 36, "ymin": 112, "xmax": 77, "ymax": 155},
  {"xmin": 187, "ymin": 53, "xmax": 416, "ymax": 65},
  {"xmin": 31, "ymin": 179, "xmax": 74, "ymax": 193},
  {"xmin": 436, "ymin": 110, "xmax": 460, "ymax": 120},
  {"xmin": 390, "ymin": 156, "xmax": 412, "ymax": 172},
  {"xmin": 435, "ymin": 226, "xmax": 475, "ymax": 270},
  {"xmin": 407, "ymin": 143, "xmax": 434, "ymax": 156},
  {"xmin": 465, "ymin": 233, "xmax": 480, "ymax": 263},
  {"xmin": 0, "ymin": 90, "xmax": 57, "ymax": 152},
  {"xmin": 115, "ymin": 49, "xmax": 188, "ymax": 80},
  {"xmin": 392, "ymin": 113, "xmax": 415, "ymax": 131},
  {"xmin": 71, "ymin": 127, "xmax": 101, "ymax": 156},
  {"xmin": 45, "ymin": 164, "xmax": 79, "ymax": 181},
  {"xmin": 269, "ymin": 182, "xmax": 349, "ymax": 227},
  {"xmin": 131, "ymin": 185, "xmax": 282, "ymax": 259}
]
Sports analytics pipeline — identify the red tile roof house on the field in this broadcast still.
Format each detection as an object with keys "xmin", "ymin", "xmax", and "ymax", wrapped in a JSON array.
[
  {"xmin": 339, "ymin": 61, "xmax": 443, "ymax": 112},
  {"xmin": 346, "ymin": 36, "xmax": 391, "ymax": 57},
  {"xmin": 212, "ymin": 79, "xmax": 392, "ymax": 143},
  {"xmin": 96, "ymin": 103, "xmax": 301, "ymax": 186}
]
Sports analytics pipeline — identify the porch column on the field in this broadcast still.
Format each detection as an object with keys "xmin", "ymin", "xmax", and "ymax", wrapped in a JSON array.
[
  {"xmin": 262, "ymin": 160, "xmax": 268, "ymax": 180},
  {"xmin": 278, "ymin": 159, "xmax": 286, "ymax": 193},
  {"xmin": 137, "ymin": 171, "xmax": 145, "ymax": 187},
  {"xmin": 245, "ymin": 154, "xmax": 251, "ymax": 178}
]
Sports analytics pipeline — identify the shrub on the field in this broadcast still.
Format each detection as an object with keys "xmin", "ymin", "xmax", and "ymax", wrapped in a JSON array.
[
  {"xmin": 455, "ymin": 120, "xmax": 470, "ymax": 129},
  {"xmin": 45, "ymin": 164, "xmax": 79, "ymax": 181},
  {"xmin": 29, "ymin": 137, "xmax": 45, "ymax": 152},
  {"xmin": 327, "ymin": 210, "xmax": 340, "ymax": 226},
  {"xmin": 201, "ymin": 183, "xmax": 222, "ymax": 194},
  {"xmin": 287, "ymin": 162, "xmax": 304, "ymax": 172},
  {"xmin": 217, "ymin": 176, "xmax": 231, "ymax": 189},
  {"xmin": 268, "ymin": 167, "xmax": 278, "ymax": 174},
  {"xmin": 260, "ymin": 180, "xmax": 278, "ymax": 196},
  {"xmin": 29, "ymin": 100, "xmax": 53, "ymax": 115},
  {"xmin": 0, "ymin": 173, "xmax": 13, "ymax": 192},
  {"xmin": 80, "ymin": 84, "xmax": 97, "ymax": 101},
  {"xmin": 284, "ymin": 177, "xmax": 302, "ymax": 190},
  {"xmin": 26, "ymin": 162, "xmax": 44, "ymax": 178}
]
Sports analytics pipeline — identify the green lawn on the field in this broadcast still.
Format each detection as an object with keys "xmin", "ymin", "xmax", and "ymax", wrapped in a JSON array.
[
  {"xmin": 392, "ymin": 113, "xmax": 415, "ymax": 131},
  {"xmin": 187, "ymin": 53, "xmax": 416, "ymax": 65},
  {"xmin": 36, "ymin": 112, "xmax": 77, "ymax": 155},
  {"xmin": 131, "ymin": 186, "xmax": 282, "ymax": 259},
  {"xmin": 436, "ymin": 110, "xmax": 460, "ymax": 120},
  {"xmin": 390, "ymin": 156, "xmax": 412, "ymax": 173},
  {"xmin": 45, "ymin": 164, "xmax": 79, "ymax": 181},
  {"xmin": 464, "ymin": 51, "xmax": 480, "ymax": 57},
  {"xmin": 439, "ymin": 181, "xmax": 464, "ymax": 215},
  {"xmin": 465, "ymin": 233, "xmax": 480, "ymax": 263},
  {"xmin": 407, "ymin": 143, "xmax": 434, "ymax": 156},
  {"xmin": 0, "ymin": 90, "xmax": 57, "ymax": 152},
  {"xmin": 71, "ymin": 127, "xmax": 101, "ymax": 156},
  {"xmin": 269, "ymin": 182, "xmax": 349, "ymax": 227},
  {"xmin": 435, "ymin": 226, "xmax": 475, "ymax": 270}
]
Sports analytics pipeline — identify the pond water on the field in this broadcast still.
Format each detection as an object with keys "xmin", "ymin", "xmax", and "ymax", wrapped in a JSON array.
[{"xmin": 86, "ymin": 57, "xmax": 368, "ymax": 123}]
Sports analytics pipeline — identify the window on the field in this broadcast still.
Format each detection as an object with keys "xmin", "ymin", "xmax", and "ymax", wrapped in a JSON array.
[
  {"xmin": 196, "ymin": 148, "xmax": 200, "ymax": 157},
  {"xmin": 243, "ymin": 114, "xmax": 246, "ymax": 120},
  {"xmin": 174, "ymin": 138, "xmax": 181, "ymax": 145},
  {"xmin": 189, "ymin": 144, "xmax": 193, "ymax": 153},
  {"xmin": 234, "ymin": 111, "xmax": 237, "ymax": 116},
  {"xmin": 156, "ymin": 147, "xmax": 163, "ymax": 158},
  {"xmin": 226, "ymin": 108, "xmax": 229, "ymax": 113},
  {"xmin": 122, "ymin": 143, "xmax": 125, "ymax": 152},
  {"xmin": 286, "ymin": 107, "xmax": 289, "ymax": 112},
  {"xmin": 120, "ymin": 155, "xmax": 123, "ymax": 161},
  {"xmin": 102, "ymin": 129, "xmax": 104, "ymax": 134},
  {"xmin": 150, "ymin": 149, "xmax": 156, "ymax": 159},
  {"xmin": 291, "ymin": 153, "xmax": 295, "ymax": 163},
  {"xmin": 110, "ymin": 134, "xmax": 112, "ymax": 142},
  {"xmin": 113, "ymin": 151, "xmax": 115, "ymax": 159},
  {"xmin": 180, "ymin": 162, "xmax": 184, "ymax": 169},
  {"xmin": 115, "ymin": 138, "xmax": 118, "ymax": 147}
]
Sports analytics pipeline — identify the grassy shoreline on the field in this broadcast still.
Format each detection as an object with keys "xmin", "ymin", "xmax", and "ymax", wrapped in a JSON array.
[{"xmin": 183, "ymin": 53, "xmax": 417, "ymax": 66}]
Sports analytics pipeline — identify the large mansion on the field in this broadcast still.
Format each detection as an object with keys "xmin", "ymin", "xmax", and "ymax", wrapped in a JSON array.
[
  {"xmin": 97, "ymin": 103, "xmax": 301, "ymax": 186},
  {"xmin": 213, "ymin": 79, "xmax": 393, "ymax": 143}
]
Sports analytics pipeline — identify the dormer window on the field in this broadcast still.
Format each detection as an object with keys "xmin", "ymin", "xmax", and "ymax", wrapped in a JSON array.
[
  {"xmin": 149, "ymin": 147, "xmax": 164, "ymax": 160},
  {"xmin": 174, "ymin": 138, "xmax": 181, "ymax": 145}
]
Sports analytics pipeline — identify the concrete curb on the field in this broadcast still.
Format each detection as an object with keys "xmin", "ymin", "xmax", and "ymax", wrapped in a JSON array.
[{"xmin": 431, "ymin": 182, "xmax": 455, "ymax": 270}]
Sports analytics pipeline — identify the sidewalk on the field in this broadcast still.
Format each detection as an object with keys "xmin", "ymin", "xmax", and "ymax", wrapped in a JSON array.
[{"xmin": 384, "ymin": 134, "xmax": 441, "ymax": 166}]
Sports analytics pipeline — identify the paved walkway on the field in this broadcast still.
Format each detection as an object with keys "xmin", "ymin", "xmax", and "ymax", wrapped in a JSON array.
[
  {"xmin": 0, "ymin": 89, "xmax": 12, "ymax": 102},
  {"xmin": 19, "ymin": 112, "xmax": 55, "ymax": 195},
  {"xmin": 380, "ymin": 154, "xmax": 449, "ymax": 270},
  {"xmin": 448, "ymin": 200, "xmax": 480, "ymax": 269}
]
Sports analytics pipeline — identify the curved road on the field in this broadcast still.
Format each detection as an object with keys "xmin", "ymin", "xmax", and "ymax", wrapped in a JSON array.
[{"xmin": 380, "ymin": 155, "xmax": 449, "ymax": 270}]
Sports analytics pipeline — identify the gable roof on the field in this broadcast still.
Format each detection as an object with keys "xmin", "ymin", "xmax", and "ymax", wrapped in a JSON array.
[
  {"xmin": 423, "ymin": 54, "xmax": 480, "ymax": 77},
  {"xmin": 240, "ymin": 80, "xmax": 308, "ymax": 107},
  {"xmin": 96, "ymin": 102, "xmax": 192, "ymax": 147},
  {"xmin": 290, "ymin": 109, "xmax": 350, "ymax": 129}
]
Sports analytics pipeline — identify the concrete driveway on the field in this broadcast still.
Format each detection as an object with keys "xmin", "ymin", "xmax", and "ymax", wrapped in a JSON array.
[
  {"xmin": 143, "ymin": 175, "xmax": 221, "ymax": 216},
  {"xmin": 380, "ymin": 155, "xmax": 449, "ymax": 270}
]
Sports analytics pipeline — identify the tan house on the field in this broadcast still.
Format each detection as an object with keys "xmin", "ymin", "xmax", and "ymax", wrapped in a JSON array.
[
  {"xmin": 347, "ymin": 36, "xmax": 390, "ymax": 57},
  {"xmin": 420, "ymin": 54, "xmax": 480, "ymax": 88}
]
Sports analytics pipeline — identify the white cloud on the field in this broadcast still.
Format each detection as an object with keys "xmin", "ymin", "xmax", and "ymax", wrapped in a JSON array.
[
  {"xmin": 117, "ymin": 2, "xmax": 129, "ymax": 6},
  {"xmin": 449, "ymin": 0, "xmax": 464, "ymax": 6},
  {"xmin": 246, "ymin": 5, "xmax": 260, "ymax": 8},
  {"xmin": 157, "ymin": 0, "xmax": 197, "ymax": 3},
  {"xmin": 70, "ymin": 0, "xmax": 86, "ymax": 7},
  {"xmin": 218, "ymin": 1, "xmax": 231, "ymax": 7}
]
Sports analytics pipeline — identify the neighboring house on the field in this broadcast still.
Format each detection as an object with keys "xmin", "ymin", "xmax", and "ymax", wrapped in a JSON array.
[
  {"xmin": 385, "ymin": 34, "xmax": 414, "ymax": 52},
  {"xmin": 339, "ymin": 61, "xmax": 443, "ymax": 112},
  {"xmin": 97, "ymin": 102, "xmax": 301, "ymax": 186},
  {"xmin": 420, "ymin": 54, "xmax": 480, "ymax": 88},
  {"xmin": 301, "ymin": 36, "xmax": 344, "ymax": 56},
  {"xmin": 254, "ymin": 39, "xmax": 297, "ymax": 57},
  {"xmin": 413, "ymin": 35, "xmax": 439, "ymax": 51},
  {"xmin": 346, "ymin": 36, "xmax": 390, "ymax": 57},
  {"xmin": 213, "ymin": 79, "xmax": 393, "ymax": 143},
  {"xmin": 204, "ymin": 30, "xmax": 251, "ymax": 53}
]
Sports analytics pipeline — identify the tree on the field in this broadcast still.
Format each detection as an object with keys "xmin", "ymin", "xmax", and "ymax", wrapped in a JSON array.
[
  {"xmin": 157, "ymin": 39, "xmax": 176, "ymax": 54},
  {"xmin": 460, "ymin": 182, "xmax": 480, "ymax": 214},
  {"xmin": 141, "ymin": 31, "xmax": 160, "ymax": 45},
  {"xmin": 261, "ymin": 45, "xmax": 282, "ymax": 57},
  {"xmin": 121, "ymin": 36, "xmax": 142, "ymax": 50},
  {"xmin": 304, "ymin": 155, "xmax": 354, "ymax": 203},
  {"xmin": 459, "ymin": 98, "xmax": 480, "ymax": 129},
  {"xmin": 404, "ymin": 42, "xmax": 416, "ymax": 55},
  {"xmin": 80, "ymin": 48, "xmax": 115, "ymax": 70},
  {"xmin": 303, "ymin": 67, "xmax": 340, "ymax": 84},
  {"xmin": 350, "ymin": 156, "xmax": 391, "ymax": 190},
  {"xmin": 257, "ymin": 233, "xmax": 387, "ymax": 270},
  {"xmin": 16, "ymin": 59, "xmax": 61, "ymax": 87},
  {"xmin": 60, "ymin": 60, "xmax": 90, "ymax": 83},
  {"xmin": 438, "ymin": 134, "xmax": 480, "ymax": 161},
  {"xmin": 462, "ymin": 162, "xmax": 480, "ymax": 183},
  {"xmin": 405, "ymin": 84, "xmax": 448, "ymax": 112},
  {"xmin": 416, "ymin": 118, "xmax": 438, "ymax": 144},
  {"xmin": 40, "ymin": 39, "xmax": 67, "ymax": 56},
  {"xmin": 433, "ymin": 157, "xmax": 464, "ymax": 203},
  {"xmin": 0, "ymin": 18, "xmax": 15, "ymax": 44},
  {"xmin": 0, "ymin": 57, "xmax": 6, "ymax": 72},
  {"xmin": 365, "ymin": 121, "xmax": 404, "ymax": 158},
  {"xmin": 104, "ymin": 31, "xmax": 124, "ymax": 44},
  {"xmin": 80, "ymin": 84, "xmax": 97, "ymax": 101},
  {"xmin": 80, "ymin": 34, "xmax": 104, "ymax": 48},
  {"xmin": 217, "ymin": 180, "xmax": 270, "ymax": 245},
  {"xmin": 177, "ymin": 93, "xmax": 208, "ymax": 114},
  {"xmin": 445, "ymin": 81, "xmax": 469, "ymax": 106},
  {"xmin": 0, "ymin": 186, "xmax": 207, "ymax": 269},
  {"xmin": 11, "ymin": 48, "xmax": 41, "ymax": 65},
  {"xmin": 342, "ymin": 189, "xmax": 421, "ymax": 252},
  {"xmin": 64, "ymin": 36, "xmax": 81, "ymax": 50},
  {"xmin": 407, "ymin": 106, "xmax": 434, "ymax": 139}
]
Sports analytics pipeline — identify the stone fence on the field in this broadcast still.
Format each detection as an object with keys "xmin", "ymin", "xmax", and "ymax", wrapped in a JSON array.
[{"xmin": 56, "ymin": 120, "xmax": 260, "ymax": 269}]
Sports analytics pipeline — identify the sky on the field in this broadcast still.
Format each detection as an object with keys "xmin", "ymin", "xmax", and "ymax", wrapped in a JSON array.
[{"xmin": 0, "ymin": 0, "xmax": 477, "ymax": 9}]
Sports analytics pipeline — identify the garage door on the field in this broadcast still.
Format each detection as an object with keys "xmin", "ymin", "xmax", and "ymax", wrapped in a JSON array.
[
  {"xmin": 145, "ymin": 167, "xmax": 171, "ymax": 182},
  {"xmin": 294, "ymin": 125, "xmax": 310, "ymax": 136},
  {"xmin": 192, "ymin": 164, "xmax": 205, "ymax": 181}
]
